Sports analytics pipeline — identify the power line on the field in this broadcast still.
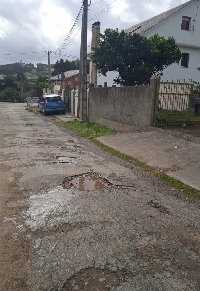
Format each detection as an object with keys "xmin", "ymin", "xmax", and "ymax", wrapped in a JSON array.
[
  {"xmin": 1, "ymin": 51, "xmax": 46, "ymax": 57},
  {"xmin": 55, "ymin": 0, "xmax": 121, "ymax": 53},
  {"xmin": 88, "ymin": 0, "xmax": 121, "ymax": 22},
  {"xmin": 91, "ymin": 0, "xmax": 106, "ymax": 6},
  {"xmin": 54, "ymin": 4, "xmax": 84, "ymax": 55}
]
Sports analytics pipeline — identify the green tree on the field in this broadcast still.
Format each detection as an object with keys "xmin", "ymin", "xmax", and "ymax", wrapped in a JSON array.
[
  {"xmin": 39, "ymin": 81, "xmax": 49, "ymax": 89},
  {"xmin": 51, "ymin": 58, "xmax": 79, "ymax": 76},
  {"xmin": 0, "ymin": 87, "xmax": 20, "ymax": 102},
  {"xmin": 32, "ymin": 84, "xmax": 43, "ymax": 97},
  {"xmin": 92, "ymin": 29, "xmax": 182, "ymax": 86},
  {"xmin": 3, "ymin": 75, "xmax": 17, "ymax": 89}
]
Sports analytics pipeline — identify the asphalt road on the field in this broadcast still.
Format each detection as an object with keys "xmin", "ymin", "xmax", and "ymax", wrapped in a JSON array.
[{"xmin": 0, "ymin": 103, "xmax": 200, "ymax": 291}]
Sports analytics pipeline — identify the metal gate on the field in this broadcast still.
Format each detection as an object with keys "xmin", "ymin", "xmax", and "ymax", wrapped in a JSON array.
[
  {"xmin": 63, "ymin": 87, "xmax": 71, "ymax": 113},
  {"xmin": 154, "ymin": 81, "xmax": 193, "ymax": 126}
]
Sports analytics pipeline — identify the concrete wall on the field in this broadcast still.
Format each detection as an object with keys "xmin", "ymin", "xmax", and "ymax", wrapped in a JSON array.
[{"xmin": 88, "ymin": 85, "xmax": 154, "ymax": 131}]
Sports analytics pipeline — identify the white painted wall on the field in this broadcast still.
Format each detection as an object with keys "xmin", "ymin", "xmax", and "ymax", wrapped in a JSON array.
[
  {"xmin": 144, "ymin": 1, "xmax": 200, "ymax": 47},
  {"xmin": 97, "ymin": 71, "xmax": 120, "ymax": 87},
  {"xmin": 161, "ymin": 45, "xmax": 200, "ymax": 82},
  {"xmin": 144, "ymin": 1, "xmax": 200, "ymax": 82}
]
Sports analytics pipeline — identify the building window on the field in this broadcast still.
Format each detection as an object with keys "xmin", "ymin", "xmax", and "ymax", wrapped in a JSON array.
[
  {"xmin": 181, "ymin": 53, "xmax": 189, "ymax": 67},
  {"xmin": 75, "ymin": 76, "xmax": 79, "ymax": 81},
  {"xmin": 68, "ymin": 81, "xmax": 73, "ymax": 88},
  {"xmin": 181, "ymin": 16, "xmax": 191, "ymax": 30}
]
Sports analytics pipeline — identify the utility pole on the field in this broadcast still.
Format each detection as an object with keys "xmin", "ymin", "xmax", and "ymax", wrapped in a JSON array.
[
  {"xmin": 77, "ymin": 27, "xmax": 83, "ymax": 118},
  {"xmin": 47, "ymin": 50, "xmax": 51, "ymax": 86},
  {"xmin": 80, "ymin": 0, "xmax": 88, "ymax": 121},
  {"xmin": 20, "ymin": 74, "xmax": 23, "ymax": 101}
]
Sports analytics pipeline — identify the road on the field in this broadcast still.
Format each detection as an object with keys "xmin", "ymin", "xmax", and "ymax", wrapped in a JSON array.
[{"xmin": 0, "ymin": 103, "xmax": 200, "ymax": 291}]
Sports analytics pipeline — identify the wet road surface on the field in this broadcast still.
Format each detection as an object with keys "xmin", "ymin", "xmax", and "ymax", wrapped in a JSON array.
[{"xmin": 0, "ymin": 103, "xmax": 200, "ymax": 291}]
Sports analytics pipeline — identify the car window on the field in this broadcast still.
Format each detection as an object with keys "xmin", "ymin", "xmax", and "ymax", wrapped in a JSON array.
[{"xmin": 46, "ymin": 96, "xmax": 61, "ymax": 102}]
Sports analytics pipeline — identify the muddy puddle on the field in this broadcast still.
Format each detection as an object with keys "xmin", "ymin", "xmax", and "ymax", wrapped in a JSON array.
[{"xmin": 63, "ymin": 173, "xmax": 111, "ymax": 191}]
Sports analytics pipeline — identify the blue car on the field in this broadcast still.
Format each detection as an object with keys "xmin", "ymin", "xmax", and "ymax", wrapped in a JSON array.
[{"xmin": 38, "ymin": 94, "xmax": 66, "ymax": 116}]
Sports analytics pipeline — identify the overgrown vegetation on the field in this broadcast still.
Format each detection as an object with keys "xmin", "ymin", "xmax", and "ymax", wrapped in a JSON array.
[
  {"xmin": 61, "ymin": 120, "xmax": 116, "ymax": 139},
  {"xmin": 0, "ymin": 73, "xmax": 50, "ymax": 102},
  {"xmin": 52, "ymin": 58, "xmax": 89, "ymax": 77},
  {"xmin": 92, "ymin": 29, "xmax": 181, "ymax": 86}
]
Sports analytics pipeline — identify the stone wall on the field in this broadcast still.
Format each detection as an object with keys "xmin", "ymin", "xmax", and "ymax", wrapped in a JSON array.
[{"xmin": 88, "ymin": 77, "xmax": 158, "ymax": 131}]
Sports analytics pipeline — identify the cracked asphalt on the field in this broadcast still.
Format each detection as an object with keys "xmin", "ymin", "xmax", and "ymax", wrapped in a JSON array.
[{"xmin": 0, "ymin": 103, "xmax": 200, "ymax": 291}]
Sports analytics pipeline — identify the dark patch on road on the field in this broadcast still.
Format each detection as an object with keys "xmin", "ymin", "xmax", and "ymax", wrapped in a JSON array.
[{"xmin": 148, "ymin": 200, "xmax": 169, "ymax": 214}]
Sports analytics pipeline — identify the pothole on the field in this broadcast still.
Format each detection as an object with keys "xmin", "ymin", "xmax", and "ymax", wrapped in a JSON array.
[
  {"xmin": 56, "ymin": 156, "xmax": 78, "ymax": 164},
  {"xmin": 62, "ymin": 268, "xmax": 121, "ymax": 291},
  {"xmin": 63, "ymin": 172, "xmax": 112, "ymax": 191},
  {"xmin": 148, "ymin": 200, "xmax": 169, "ymax": 215}
]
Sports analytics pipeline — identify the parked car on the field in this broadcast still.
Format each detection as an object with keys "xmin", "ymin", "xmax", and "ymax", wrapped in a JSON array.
[{"xmin": 38, "ymin": 94, "xmax": 66, "ymax": 115}]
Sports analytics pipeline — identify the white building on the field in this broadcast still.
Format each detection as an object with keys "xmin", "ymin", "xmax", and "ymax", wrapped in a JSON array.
[
  {"xmin": 126, "ymin": 0, "xmax": 200, "ymax": 82},
  {"xmin": 97, "ymin": 0, "xmax": 200, "ymax": 85}
]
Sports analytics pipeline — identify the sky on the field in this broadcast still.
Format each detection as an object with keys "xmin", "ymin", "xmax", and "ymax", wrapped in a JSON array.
[{"xmin": 0, "ymin": 0, "xmax": 189, "ymax": 66}]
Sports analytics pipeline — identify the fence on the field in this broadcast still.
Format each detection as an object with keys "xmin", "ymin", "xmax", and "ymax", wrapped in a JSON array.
[
  {"xmin": 154, "ymin": 80, "xmax": 194, "ymax": 126},
  {"xmin": 26, "ymin": 97, "xmax": 39, "ymax": 110},
  {"xmin": 66, "ymin": 77, "xmax": 200, "ymax": 130}
]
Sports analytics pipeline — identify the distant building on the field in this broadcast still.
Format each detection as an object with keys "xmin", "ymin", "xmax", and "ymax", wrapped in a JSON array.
[
  {"xmin": 50, "ymin": 70, "xmax": 79, "ymax": 90},
  {"xmin": 0, "ymin": 74, "xmax": 5, "ymax": 80}
]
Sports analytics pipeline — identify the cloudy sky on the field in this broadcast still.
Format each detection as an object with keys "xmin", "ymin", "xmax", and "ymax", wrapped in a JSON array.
[{"xmin": 0, "ymin": 0, "xmax": 188, "ymax": 65}]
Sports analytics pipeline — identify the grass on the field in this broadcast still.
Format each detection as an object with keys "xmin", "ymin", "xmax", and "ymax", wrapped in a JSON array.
[
  {"xmin": 156, "ymin": 113, "xmax": 190, "ymax": 125},
  {"xmin": 190, "ymin": 115, "xmax": 200, "ymax": 121},
  {"xmin": 93, "ymin": 140, "xmax": 200, "ymax": 199},
  {"xmin": 156, "ymin": 113, "xmax": 200, "ymax": 125},
  {"xmin": 61, "ymin": 119, "xmax": 116, "ymax": 139},
  {"xmin": 55, "ymin": 118, "xmax": 200, "ymax": 199}
]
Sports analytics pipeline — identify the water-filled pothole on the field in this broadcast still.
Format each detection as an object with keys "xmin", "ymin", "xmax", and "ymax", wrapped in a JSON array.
[
  {"xmin": 63, "ymin": 172, "xmax": 112, "ymax": 191},
  {"xmin": 56, "ymin": 156, "xmax": 78, "ymax": 164}
]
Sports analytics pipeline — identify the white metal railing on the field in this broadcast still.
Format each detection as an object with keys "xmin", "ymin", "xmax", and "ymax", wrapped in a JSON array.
[{"xmin": 27, "ymin": 97, "xmax": 39, "ymax": 109}]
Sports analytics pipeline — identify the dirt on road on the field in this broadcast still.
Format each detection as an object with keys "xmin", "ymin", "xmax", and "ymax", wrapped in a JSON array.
[{"xmin": 0, "ymin": 103, "xmax": 200, "ymax": 291}]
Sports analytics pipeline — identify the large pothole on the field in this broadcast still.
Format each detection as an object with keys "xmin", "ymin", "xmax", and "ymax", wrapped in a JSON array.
[
  {"xmin": 61, "ymin": 268, "xmax": 121, "ymax": 291},
  {"xmin": 63, "ymin": 172, "xmax": 112, "ymax": 191}
]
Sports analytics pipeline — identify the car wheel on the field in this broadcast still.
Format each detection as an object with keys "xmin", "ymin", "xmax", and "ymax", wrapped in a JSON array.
[{"xmin": 43, "ymin": 109, "xmax": 47, "ymax": 116}]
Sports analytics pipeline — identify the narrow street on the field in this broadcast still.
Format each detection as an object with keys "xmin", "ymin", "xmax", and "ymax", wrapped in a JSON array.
[{"xmin": 0, "ymin": 103, "xmax": 200, "ymax": 291}]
